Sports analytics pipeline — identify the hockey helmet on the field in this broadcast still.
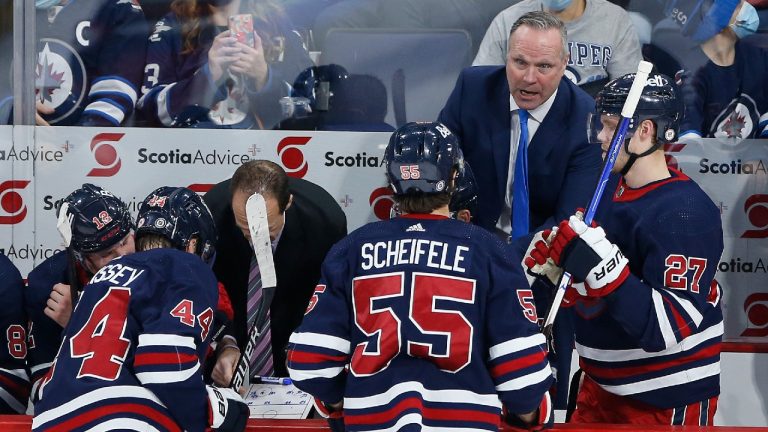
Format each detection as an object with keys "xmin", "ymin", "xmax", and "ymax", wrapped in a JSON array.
[
  {"xmin": 449, "ymin": 161, "xmax": 479, "ymax": 217},
  {"xmin": 385, "ymin": 121, "xmax": 464, "ymax": 195},
  {"xmin": 61, "ymin": 183, "xmax": 134, "ymax": 255},
  {"xmin": 589, "ymin": 72, "xmax": 682, "ymax": 146},
  {"xmin": 136, "ymin": 186, "xmax": 217, "ymax": 263},
  {"xmin": 290, "ymin": 64, "xmax": 349, "ymax": 112}
]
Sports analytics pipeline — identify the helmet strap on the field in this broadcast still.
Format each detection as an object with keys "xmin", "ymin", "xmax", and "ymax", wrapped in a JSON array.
[{"xmin": 620, "ymin": 137, "xmax": 662, "ymax": 176}]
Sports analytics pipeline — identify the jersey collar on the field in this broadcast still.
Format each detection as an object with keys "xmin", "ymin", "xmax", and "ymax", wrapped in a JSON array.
[
  {"xmin": 614, "ymin": 168, "xmax": 690, "ymax": 202},
  {"xmin": 399, "ymin": 213, "xmax": 450, "ymax": 220}
]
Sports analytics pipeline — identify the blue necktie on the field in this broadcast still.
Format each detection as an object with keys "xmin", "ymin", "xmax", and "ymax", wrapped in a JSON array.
[{"xmin": 512, "ymin": 109, "xmax": 530, "ymax": 240}]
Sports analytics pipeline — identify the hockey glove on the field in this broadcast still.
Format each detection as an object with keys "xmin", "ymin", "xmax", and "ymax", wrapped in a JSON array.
[
  {"xmin": 549, "ymin": 215, "xmax": 629, "ymax": 298},
  {"xmin": 207, "ymin": 385, "xmax": 249, "ymax": 432},
  {"xmin": 503, "ymin": 392, "xmax": 553, "ymax": 431},
  {"xmin": 523, "ymin": 229, "xmax": 563, "ymax": 287}
]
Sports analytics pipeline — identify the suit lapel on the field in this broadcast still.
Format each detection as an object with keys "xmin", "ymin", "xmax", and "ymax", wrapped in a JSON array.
[
  {"xmin": 490, "ymin": 74, "xmax": 512, "ymax": 204},
  {"xmin": 529, "ymin": 79, "xmax": 570, "ymax": 170}
]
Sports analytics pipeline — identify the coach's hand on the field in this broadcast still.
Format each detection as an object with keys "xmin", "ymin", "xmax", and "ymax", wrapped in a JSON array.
[
  {"xmin": 523, "ymin": 229, "xmax": 563, "ymax": 287},
  {"xmin": 45, "ymin": 283, "xmax": 73, "ymax": 328},
  {"xmin": 549, "ymin": 215, "xmax": 629, "ymax": 298},
  {"xmin": 207, "ymin": 385, "xmax": 249, "ymax": 431}
]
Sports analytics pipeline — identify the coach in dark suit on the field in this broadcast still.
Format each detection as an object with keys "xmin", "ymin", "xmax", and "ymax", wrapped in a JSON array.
[
  {"xmin": 439, "ymin": 11, "xmax": 601, "ymax": 252},
  {"xmin": 203, "ymin": 160, "xmax": 347, "ymax": 380}
]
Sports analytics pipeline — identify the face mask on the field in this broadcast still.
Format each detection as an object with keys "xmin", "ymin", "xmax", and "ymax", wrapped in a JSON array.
[
  {"xmin": 730, "ymin": 2, "xmax": 760, "ymax": 39},
  {"xmin": 35, "ymin": 0, "xmax": 60, "ymax": 9},
  {"xmin": 542, "ymin": 0, "xmax": 573, "ymax": 12}
]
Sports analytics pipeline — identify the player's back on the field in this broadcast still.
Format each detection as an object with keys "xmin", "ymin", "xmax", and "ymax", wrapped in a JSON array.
[
  {"xmin": 291, "ymin": 215, "xmax": 552, "ymax": 431},
  {"xmin": 32, "ymin": 248, "xmax": 219, "ymax": 432}
]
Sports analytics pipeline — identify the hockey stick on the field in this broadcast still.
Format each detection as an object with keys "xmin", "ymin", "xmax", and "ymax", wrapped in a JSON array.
[
  {"xmin": 542, "ymin": 60, "xmax": 653, "ymax": 340},
  {"xmin": 229, "ymin": 193, "xmax": 278, "ymax": 390},
  {"xmin": 56, "ymin": 202, "xmax": 81, "ymax": 309}
]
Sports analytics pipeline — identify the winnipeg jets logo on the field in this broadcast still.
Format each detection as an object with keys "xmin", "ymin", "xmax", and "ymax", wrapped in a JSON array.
[
  {"xmin": 712, "ymin": 94, "xmax": 758, "ymax": 141},
  {"xmin": 149, "ymin": 21, "xmax": 172, "ymax": 43},
  {"xmin": 406, "ymin": 223, "xmax": 425, "ymax": 232},
  {"xmin": 35, "ymin": 39, "xmax": 87, "ymax": 124}
]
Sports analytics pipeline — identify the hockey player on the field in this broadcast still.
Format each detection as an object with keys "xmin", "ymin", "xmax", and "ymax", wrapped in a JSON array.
[
  {"xmin": 525, "ymin": 73, "xmax": 724, "ymax": 425},
  {"xmin": 26, "ymin": 184, "xmax": 135, "ymax": 395},
  {"xmin": 32, "ymin": 186, "xmax": 248, "ymax": 432},
  {"xmin": 0, "ymin": 253, "xmax": 29, "ymax": 414},
  {"xmin": 287, "ymin": 122, "xmax": 553, "ymax": 431},
  {"xmin": 34, "ymin": 0, "xmax": 148, "ymax": 125}
]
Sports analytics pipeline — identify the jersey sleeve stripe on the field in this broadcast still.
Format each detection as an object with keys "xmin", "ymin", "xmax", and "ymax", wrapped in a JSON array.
[
  {"xmin": 343, "ymin": 381, "xmax": 501, "ymax": 409},
  {"xmin": 664, "ymin": 289, "xmax": 704, "ymax": 327},
  {"xmin": 663, "ymin": 296, "xmax": 693, "ymax": 339},
  {"xmin": 138, "ymin": 333, "xmax": 196, "ymax": 349},
  {"xmin": 1, "ymin": 368, "xmax": 29, "ymax": 380},
  {"xmin": 82, "ymin": 101, "xmax": 124, "ymax": 125},
  {"xmin": 576, "ymin": 321, "xmax": 723, "ymax": 362},
  {"xmin": 490, "ymin": 350, "xmax": 547, "ymax": 378},
  {"xmin": 90, "ymin": 76, "xmax": 139, "ymax": 104},
  {"xmin": 344, "ymin": 395, "xmax": 500, "ymax": 427},
  {"xmin": 495, "ymin": 364, "xmax": 552, "ymax": 392},
  {"xmin": 134, "ymin": 352, "xmax": 199, "ymax": 367},
  {"xmin": 31, "ymin": 362, "xmax": 53, "ymax": 375},
  {"xmin": 40, "ymin": 402, "xmax": 181, "ymax": 432},
  {"xmin": 287, "ymin": 349, "xmax": 348, "ymax": 364},
  {"xmin": 580, "ymin": 343, "xmax": 721, "ymax": 380},
  {"xmin": 82, "ymin": 418, "xmax": 162, "ymax": 432},
  {"xmin": 135, "ymin": 365, "xmax": 199, "ymax": 385},
  {"xmin": 489, "ymin": 333, "xmax": 546, "ymax": 360},
  {"xmin": 598, "ymin": 362, "xmax": 720, "ymax": 396},
  {"xmin": 31, "ymin": 385, "xmax": 166, "ymax": 428},
  {"xmin": 288, "ymin": 365, "xmax": 345, "ymax": 380},
  {"xmin": 652, "ymin": 289, "xmax": 679, "ymax": 348},
  {"xmin": 289, "ymin": 332, "xmax": 351, "ymax": 354}
]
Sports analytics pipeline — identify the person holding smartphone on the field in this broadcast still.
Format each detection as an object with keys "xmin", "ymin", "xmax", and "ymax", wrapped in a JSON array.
[{"xmin": 137, "ymin": 0, "xmax": 312, "ymax": 129}]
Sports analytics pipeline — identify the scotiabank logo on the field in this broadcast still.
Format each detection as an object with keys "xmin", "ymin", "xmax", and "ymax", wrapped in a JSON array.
[
  {"xmin": 0, "ymin": 180, "xmax": 31, "ymax": 224},
  {"xmin": 741, "ymin": 293, "xmax": 768, "ymax": 337},
  {"xmin": 87, "ymin": 133, "xmax": 123, "ymax": 177},
  {"xmin": 187, "ymin": 183, "xmax": 214, "ymax": 195},
  {"xmin": 741, "ymin": 195, "xmax": 768, "ymax": 239},
  {"xmin": 277, "ymin": 136, "xmax": 310, "ymax": 178},
  {"xmin": 369, "ymin": 187, "xmax": 394, "ymax": 220},
  {"xmin": 664, "ymin": 142, "xmax": 686, "ymax": 170}
]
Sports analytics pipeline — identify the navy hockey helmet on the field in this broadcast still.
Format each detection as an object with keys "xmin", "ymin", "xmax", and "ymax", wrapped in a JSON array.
[
  {"xmin": 449, "ymin": 161, "xmax": 478, "ymax": 217},
  {"xmin": 136, "ymin": 186, "xmax": 217, "ymax": 263},
  {"xmin": 590, "ymin": 72, "xmax": 683, "ymax": 146},
  {"xmin": 385, "ymin": 121, "xmax": 464, "ymax": 195},
  {"xmin": 61, "ymin": 184, "xmax": 134, "ymax": 255},
  {"xmin": 291, "ymin": 64, "xmax": 349, "ymax": 112}
]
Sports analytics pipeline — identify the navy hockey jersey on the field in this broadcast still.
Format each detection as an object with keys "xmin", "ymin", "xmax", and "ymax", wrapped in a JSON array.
[
  {"xmin": 0, "ymin": 253, "xmax": 30, "ymax": 414},
  {"xmin": 36, "ymin": 0, "xmax": 148, "ymax": 125},
  {"xmin": 25, "ymin": 250, "xmax": 90, "ymax": 394},
  {"xmin": 681, "ymin": 41, "xmax": 768, "ymax": 139},
  {"xmin": 137, "ymin": 11, "xmax": 311, "ymax": 129},
  {"xmin": 570, "ymin": 169, "xmax": 724, "ymax": 409},
  {"xmin": 288, "ymin": 214, "xmax": 553, "ymax": 432},
  {"xmin": 32, "ymin": 249, "xmax": 219, "ymax": 432}
]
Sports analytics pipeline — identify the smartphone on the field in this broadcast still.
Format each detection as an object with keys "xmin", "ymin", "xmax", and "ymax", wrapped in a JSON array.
[{"xmin": 228, "ymin": 14, "xmax": 255, "ymax": 48}]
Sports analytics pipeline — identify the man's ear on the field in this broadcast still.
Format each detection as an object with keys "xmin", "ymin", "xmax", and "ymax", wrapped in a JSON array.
[
  {"xmin": 457, "ymin": 209, "xmax": 472, "ymax": 224},
  {"xmin": 186, "ymin": 237, "xmax": 198, "ymax": 254},
  {"xmin": 284, "ymin": 194, "xmax": 294, "ymax": 213}
]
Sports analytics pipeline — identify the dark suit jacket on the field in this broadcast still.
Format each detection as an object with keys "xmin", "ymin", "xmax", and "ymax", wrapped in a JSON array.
[
  {"xmin": 203, "ymin": 177, "xmax": 347, "ymax": 376},
  {"xmin": 438, "ymin": 66, "xmax": 602, "ymax": 251}
]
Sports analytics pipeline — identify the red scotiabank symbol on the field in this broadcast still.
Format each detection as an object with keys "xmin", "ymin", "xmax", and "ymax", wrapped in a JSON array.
[
  {"xmin": 277, "ymin": 136, "xmax": 310, "ymax": 178},
  {"xmin": 663, "ymin": 142, "xmax": 686, "ymax": 171},
  {"xmin": 369, "ymin": 187, "xmax": 395, "ymax": 220},
  {"xmin": 87, "ymin": 133, "xmax": 124, "ymax": 177},
  {"xmin": 0, "ymin": 180, "xmax": 31, "ymax": 225},
  {"xmin": 741, "ymin": 194, "xmax": 768, "ymax": 239},
  {"xmin": 741, "ymin": 293, "xmax": 768, "ymax": 337},
  {"xmin": 187, "ymin": 184, "xmax": 214, "ymax": 195}
]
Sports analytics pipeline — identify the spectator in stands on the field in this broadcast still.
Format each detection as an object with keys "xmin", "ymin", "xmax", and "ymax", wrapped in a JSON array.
[
  {"xmin": 677, "ymin": 0, "xmax": 768, "ymax": 141},
  {"xmin": 34, "ymin": 0, "xmax": 148, "ymax": 125},
  {"xmin": 474, "ymin": 0, "xmax": 643, "ymax": 96},
  {"xmin": 137, "ymin": 0, "xmax": 312, "ymax": 129},
  {"xmin": 203, "ymin": 160, "xmax": 347, "ymax": 384},
  {"xmin": 0, "ymin": 253, "xmax": 29, "ymax": 414},
  {"xmin": 25, "ymin": 184, "xmax": 135, "ymax": 396}
]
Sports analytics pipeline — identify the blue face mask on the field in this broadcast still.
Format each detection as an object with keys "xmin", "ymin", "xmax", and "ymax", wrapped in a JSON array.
[
  {"xmin": 542, "ymin": 0, "xmax": 573, "ymax": 12},
  {"xmin": 730, "ymin": 2, "xmax": 760, "ymax": 39},
  {"xmin": 35, "ymin": 0, "xmax": 60, "ymax": 9}
]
